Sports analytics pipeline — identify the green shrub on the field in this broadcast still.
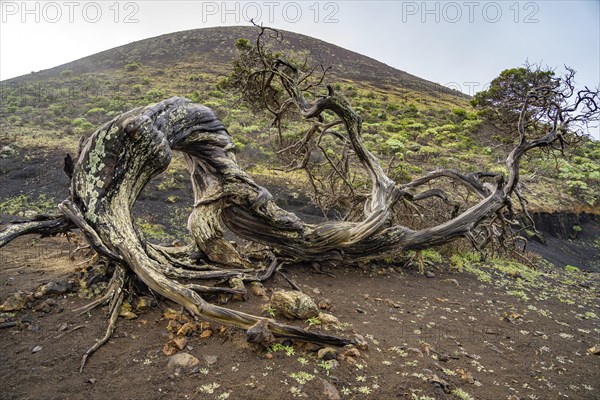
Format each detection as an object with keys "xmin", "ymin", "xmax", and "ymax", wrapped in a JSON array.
[
  {"xmin": 48, "ymin": 103, "xmax": 66, "ymax": 116},
  {"xmin": 71, "ymin": 117, "xmax": 90, "ymax": 126},
  {"xmin": 235, "ymin": 38, "xmax": 250, "ymax": 50},
  {"xmin": 85, "ymin": 107, "xmax": 106, "ymax": 116},
  {"xmin": 241, "ymin": 125, "xmax": 261, "ymax": 134},
  {"xmin": 451, "ymin": 107, "xmax": 468, "ymax": 122},
  {"xmin": 144, "ymin": 88, "xmax": 166, "ymax": 102},
  {"xmin": 405, "ymin": 122, "xmax": 425, "ymax": 131},
  {"xmin": 20, "ymin": 106, "xmax": 34, "ymax": 114},
  {"xmin": 417, "ymin": 145, "xmax": 439, "ymax": 159},
  {"xmin": 125, "ymin": 62, "xmax": 141, "ymax": 71},
  {"xmin": 384, "ymin": 123, "xmax": 401, "ymax": 133},
  {"xmin": 0, "ymin": 194, "xmax": 56, "ymax": 215},
  {"xmin": 564, "ymin": 265, "xmax": 580, "ymax": 272},
  {"xmin": 385, "ymin": 138, "xmax": 405, "ymax": 152},
  {"xmin": 208, "ymin": 90, "xmax": 224, "ymax": 98}
]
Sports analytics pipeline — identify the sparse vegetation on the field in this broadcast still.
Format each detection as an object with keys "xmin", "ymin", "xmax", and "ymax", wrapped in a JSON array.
[
  {"xmin": 0, "ymin": 194, "xmax": 57, "ymax": 216},
  {"xmin": 0, "ymin": 25, "xmax": 598, "ymax": 400}
]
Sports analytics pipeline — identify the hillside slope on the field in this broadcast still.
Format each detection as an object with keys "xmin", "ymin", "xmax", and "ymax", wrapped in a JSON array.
[
  {"xmin": 1, "ymin": 26, "xmax": 598, "ymax": 249},
  {"xmin": 3, "ymin": 26, "xmax": 464, "ymax": 99}
]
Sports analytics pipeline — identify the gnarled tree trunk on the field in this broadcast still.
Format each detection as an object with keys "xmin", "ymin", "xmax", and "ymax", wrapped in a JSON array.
[{"xmin": 1, "ymin": 29, "xmax": 597, "ymax": 370}]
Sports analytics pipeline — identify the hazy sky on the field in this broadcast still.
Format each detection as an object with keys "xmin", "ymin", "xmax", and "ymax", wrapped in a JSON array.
[{"xmin": 1, "ymin": 1, "xmax": 599, "ymax": 136}]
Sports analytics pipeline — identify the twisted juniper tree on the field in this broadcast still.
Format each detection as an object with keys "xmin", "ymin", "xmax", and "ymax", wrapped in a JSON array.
[{"xmin": 1, "ymin": 26, "xmax": 598, "ymax": 370}]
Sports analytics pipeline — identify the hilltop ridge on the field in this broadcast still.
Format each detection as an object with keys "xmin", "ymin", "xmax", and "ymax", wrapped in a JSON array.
[{"xmin": 3, "ymin": 26, "xmax": 464, "ymax": 99}]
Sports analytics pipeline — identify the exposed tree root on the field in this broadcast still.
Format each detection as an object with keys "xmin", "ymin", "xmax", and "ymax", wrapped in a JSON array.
[
  {"xmin": 0, "ymin": 215, "xmax": 72, "ymax": 248},
  {"xmin": 74, "ymin": 264, "xmax": 127, "ymax": 315},
  {"xmin": 79, "ymin": 265, "xmax": 126, "ymax": 372},
  {"xmin": 277, "ymin": 271, "xmax": 303, "ymax": 292},
  {"xmin": 1, "ymin": 32, "xmax": 596, "ymax": 371}
]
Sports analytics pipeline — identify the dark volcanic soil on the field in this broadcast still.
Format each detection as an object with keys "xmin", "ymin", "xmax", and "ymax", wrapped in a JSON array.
[
  {"xmin": 1, "ymin": 143, "xmax": 600, "ymax": 400},
  {"xmin": 1, "ymin": 234, "xmax": 599, "ymax": 400}
]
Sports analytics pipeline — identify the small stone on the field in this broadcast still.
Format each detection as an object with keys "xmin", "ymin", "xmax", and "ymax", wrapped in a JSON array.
[
  {"xmin": 246, "ymin": 319, "xmax": 275, "ymax": 345},
  {"xmin": 0, "ymin": 145, "xmax": 18, "ymax": 158},
  {"xmin": 408, "ymin": 347, "xmax": 424, "ymax": 357},
  {"xmin": 135, "ymin": 296, "xmax": 153, "ymax": 311},
  {"xmin": 345, "ymin": 356, "xmax": 356, "ymax": 365},
  {"xmin": 459, "ymin": 369, "xmax": 475, "ymax": 384},
  {"xmin": 248, "ymin": 282, "xmax": 268, "ymax": 299},
  {"xmin": 430, "ymin": 374, "xmax": 449, "ymax": 389},
  {"xmin": 271, "ymin": 290, "xmax": 319, "ymax": 319},
  {"xmin": 318, "ymin": 312, "xmax": 340, "ymax": 326},
  {"xmin": 438, "ymin": 353, "xmax": 450, "ymax": 362},
  {"xmin": 173, "ymin": 337, "xmax": 187, "ymax": 350},
  {"xmin": 177, "ymin": 322, "xmax": 198, "ymax": 336},
  {"xmin": 318, "ymin": 298, "xmax": 333, "ymax": 311},
  {"xmin": 167, "ymin": 353, "xmax": 200, "ymax": 369},
  {"xmin": 353, "ymin": 334, "xmax": 368, "ymax": 350},
  {"xmin": 32, "ymin": 345, "xmax": 43, "ymax": 353},
  {"xmin": 199, "ymin": 321, "xmax": 212, "ymax": 331},
  {"xmin": 317, "ymin": 347, "xmax": 338, "ymax": 360},
  {"xmin": 200, "ymin": 329, "xmax": 213, "ymax": 339},
  {"xmin": 426, "ymin": 271, "xmax": 435, "ymax": 278},
  {"xmin": 312, "ymin": 288, "xmax": 322, "ymax": 295},
  {"xmin": 343, "ymin": 348, "xmax": 361, "ymax": 358},
  {"xmin": 162, "ymin": 343, "xmax": 178, "ymax": 356},
  {"xmin": 166, "ymin": 320, "xmax": 182, "ymax": 333},
  {"xmin": 162, "ymin": 308, "xmax": 184, "ymax": 321},
  {"xmin": 58, "ymin": 323, "xmax": 68, "ymax": 332},
  {"xmin": 86, "ymin": 378, "xmax": 97, "ymax": 384},
  {"xmin": 319, "ymin": 378, "xmax": 341, "ymax": 400},
  {"xmin": 229, "ymin": 277, "xmax": 246, "ymax": 300},
  {"xmin": 304, "ymin": 343, "xmax": 321, "ymax": 352},
  {"xmin": 264, "ymin": 352, "xmax": 273, "ymax": 359},
  {"xmin": 0, "ymin": 291, "xmax": 28, "ymax": 312},
  {"xmin": 588, "ymin": 345, "xmax": 600, "ymax": 355},
  {"xmin": 39, "ymin": 281, "xmax": 69, "ymax": 295},
  {"xmin": 119, "ymin": 304, "xmax": 137, "ymax": 320},
  {"xmin": 21, "ymin": 313, "xmax": 33, "ymax": 323},
  {"xmin": 203, "ymin": 355, "xmax": 218, "ymax": 366},
  {"xmin": 34, "ymin": 302, "xmax": 51, "ymax": 313}
]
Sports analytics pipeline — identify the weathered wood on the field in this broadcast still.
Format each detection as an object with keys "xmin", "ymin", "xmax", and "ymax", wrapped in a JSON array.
[
  {"xmin": 0, "ymin": 87, "xmax": 590, "ymax": 355},
  {"xmin": 1, "ymin": 34, "xmax": 596, "ymax": 367},
  {"xmin": 0, "ymin": 216, "xmax": 72, "ymax": 248},
  {"xmin": 66, "ymin": 97, "xmax": 353, "ymax": 346}
]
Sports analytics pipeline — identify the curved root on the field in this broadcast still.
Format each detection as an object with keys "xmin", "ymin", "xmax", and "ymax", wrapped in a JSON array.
[
  {"xmin": 73, "ymin": 265, "xmax": 127, "ymax": 315},
  {"xmin": 79, "ymin": 265, "xmax": 127, "ymax": 372}
]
